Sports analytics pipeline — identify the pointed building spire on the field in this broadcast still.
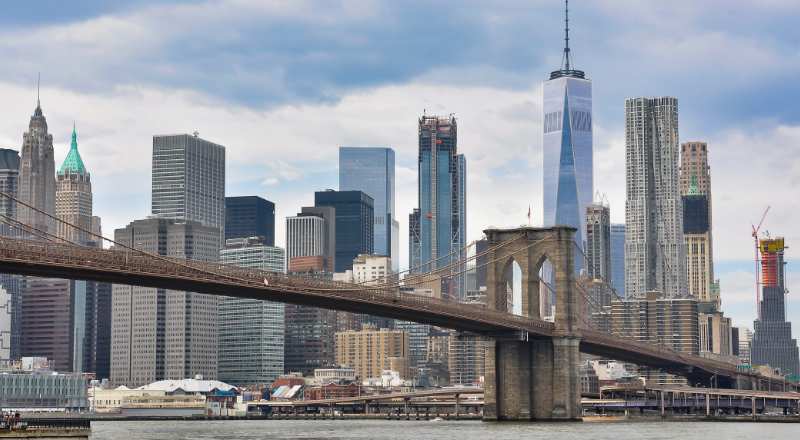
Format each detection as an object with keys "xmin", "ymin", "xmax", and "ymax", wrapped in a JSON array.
[
  {"xmin": 550, "ymin": 0, "xmax": 585, "ymax": 79},
  {"xmin": 58, "ymin": 122, "xmax": 87, "ymax": 176},
  {"xmin": 562, "ymin": 0, "xmax": 571, "ymax": 71},
  {"xmin": 33, "ymin": 73, "xmax": 44, "ymax": 117}
]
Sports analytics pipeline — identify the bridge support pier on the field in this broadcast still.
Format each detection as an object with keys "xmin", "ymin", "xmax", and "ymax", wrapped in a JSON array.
[
  {"xmin": 482, "ymin": 226, "xmax": 582, "ymax": 422},
  {"xmin": 483, "ymin": 336, "xmax": 581, "ymax": 421}
]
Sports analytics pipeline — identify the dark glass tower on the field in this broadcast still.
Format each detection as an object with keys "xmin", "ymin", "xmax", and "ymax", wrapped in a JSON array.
[
  {"xmin": 416, "ymin": 115, "xmax": 466, "ymax": 299},
  {"xmin": 751, "ymin": 238, "xmax": 799, "ymax": 377},
  {"xmin": 225, "ymin": 196, "xmax": 275, "ymax": 246},
  {"xmin": 314, "ymin": 190, "xmax": 374, "ymax": 272}
]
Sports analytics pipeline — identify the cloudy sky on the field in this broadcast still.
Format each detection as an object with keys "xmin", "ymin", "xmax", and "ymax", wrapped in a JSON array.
[{"xmin": 1, "ymin": 0, "xmax": 799, "ymax": 335}]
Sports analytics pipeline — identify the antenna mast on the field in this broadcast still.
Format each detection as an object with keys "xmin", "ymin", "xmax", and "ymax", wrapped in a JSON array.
[{"xmin": 563, "ymin": 0, "xmax": 571, "ymax": 71}]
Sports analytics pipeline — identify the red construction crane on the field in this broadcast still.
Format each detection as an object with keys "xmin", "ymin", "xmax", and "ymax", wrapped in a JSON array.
[{"xmin": 751, "ymin": 206, "xmax": 770, "ymax": 319}]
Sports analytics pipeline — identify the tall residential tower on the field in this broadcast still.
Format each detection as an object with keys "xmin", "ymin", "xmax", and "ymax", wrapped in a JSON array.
[
  {"xmin": 416, "ymin": 115, "xmax": 466, "ymax": 299},
  {"xmin": 624, "ymin": 97, "xmax": 687, "ymax": 298}
]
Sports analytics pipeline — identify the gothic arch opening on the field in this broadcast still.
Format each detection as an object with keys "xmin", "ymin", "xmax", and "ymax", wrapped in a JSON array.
[{"xmin": 502, "ymin": 258, "xmax": 523, "ymax": 315}]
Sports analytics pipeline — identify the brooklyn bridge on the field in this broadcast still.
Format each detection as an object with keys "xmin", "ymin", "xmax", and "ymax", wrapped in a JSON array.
[{"xmin": 0, "ymin": 192, "xmax": 796, "ymax": 421}]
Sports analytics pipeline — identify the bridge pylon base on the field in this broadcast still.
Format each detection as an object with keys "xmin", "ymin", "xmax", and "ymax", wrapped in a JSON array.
[{"xmin": 483, "ymin": 336, "xmax": 581, "ymax": 422}]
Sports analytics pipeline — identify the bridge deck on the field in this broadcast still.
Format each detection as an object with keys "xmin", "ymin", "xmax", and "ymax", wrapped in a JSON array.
[{"xmin": 0, "ymin": 236, "xmax": 792, "ymax": 388}]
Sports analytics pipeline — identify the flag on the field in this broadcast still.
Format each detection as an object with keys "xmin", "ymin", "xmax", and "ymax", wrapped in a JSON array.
[{"xmin": 527, "ymin": 205, "xmax": 532, "ymax": 225}]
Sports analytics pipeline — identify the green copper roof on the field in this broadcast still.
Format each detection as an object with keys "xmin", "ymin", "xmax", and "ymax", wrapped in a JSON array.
[{"xmin": 58, "ymin": 124, "xmax": 87, "ymax": 175}]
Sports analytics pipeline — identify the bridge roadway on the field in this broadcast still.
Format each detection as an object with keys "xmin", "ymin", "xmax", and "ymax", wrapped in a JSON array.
[{"xmin": 0, "ymin": 236, "xmax": 793, "ymax": 389}]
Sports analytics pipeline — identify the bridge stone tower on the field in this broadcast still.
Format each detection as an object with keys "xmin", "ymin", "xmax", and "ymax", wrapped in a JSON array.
[{"xmin": 483, "ymin": 226, "xmax": 582, "ymax": 421}]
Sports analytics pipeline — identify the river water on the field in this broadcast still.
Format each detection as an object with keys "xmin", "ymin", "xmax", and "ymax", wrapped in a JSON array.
[{"xmin": 89, "ymin": 419, "xmax": 797, "ymax": 439}]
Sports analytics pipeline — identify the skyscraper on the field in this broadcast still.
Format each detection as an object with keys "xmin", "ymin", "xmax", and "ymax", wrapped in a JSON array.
[
  {"xmin": 284, "ymin": 210, "xmax": 337, "ymax": 374},
  {"xmin": 339, "ymin": 147, "xmax": 399, "ymax": 272},
  {"xmin": 610, "ymin": 224, "xmax": 626, "ymax": 298},
  {"xmin": 151, "ymin": 133, "xmax": 225, "ymax": 237},
  {"xmin": 624, "ymin": 97, "xmax": 687, "ymax": 298},
  {"xmin": 225, "ymin": 196, "xmax": 275, "ymax": 246},
  {"xmin": 16, "ymin": 97, "xmax": 73, "ymax": 372},
  {"xmin": 219, "ymin": 237, "xmax": 285, "ymax": 386},
  {"xmin": 409, "ymin": 209, "xmax": 421, "ymax": 272},
  {"xmin": 416, "ymin": 115, "xmax": 466, "ymax": 299},
  {"xmin": 111, "ymin": 218, "xmax": 220, "ymax": 387},
  {"xmin": 542, "ymin": 3, "xmax": 593, "ymax": 271},
  {"xmin": 751, "ymin": 238, "xmax": 799, "ymax": 376},
  {"xmin": 17, "ymin": 97, "xmax": 56, "ymax": 235},
  {"xmin": 314, "ymin": 190, "xmax": 374, "ymax": 273},
  {"xmin": 56, "ymin": 125, "xmax": 93, "ymax": 245},
  {"xmin": 0, "ymin": 149, "xmax": 21, "ymax": 359},
  {"xmin": 585, "ymin": 203, "xmax": 611, "ymax": 280},
  {"xmin": 0, "ymin": 287, "xmax": 9, "ymax": 363},
  {"xmin": 55, "ymin": 125, "xmax": 111, "ymax": 375},
  {"xmin": 286, "ymin": 208, "xmax": 335, "ymax": 273},
  {"xmin": 0, "ymin": 149, "xmax": 20, "ymax": 237},
  {"xmin": 680, "ymin": 142, "xmax": 716, "ymax": 306}
]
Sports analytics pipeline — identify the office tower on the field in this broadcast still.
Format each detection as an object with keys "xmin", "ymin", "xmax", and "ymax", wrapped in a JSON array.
[
  {"xmin": 0, "ymin": 287, "xmax": 9, "ymax": 363},
  {"xmin": 54, "ymin": 125, "xmax": 111, "ymax": 375},
  {"xmin": 542, "ymin": 3, "xmax": 592, "ymax": 271},
  {"xmin": 585, "ymin": 203, "xmax": 611, "ymax": 280},
  {"xmin": 17, "ymin": 97, "xmax": 56, "ymax": 235},
  {"xmin": 751, "ymin": 238, "xmax": 799, "ymax": 376},
  {"xmin": 624, "ymin": 97, "xmax": 687, "ymax": 298},
  {"xmin": 683, "ymin": 193, "xmax": 716, "ymax": 305},
  {"xmin": 335, "ymin": 327, "xmax": 409, "ymax": 380},
  {"xmin": 0, "ymin": 149, "xmax": 20, "ymax": 237},
  {"xmin": 219, "ymin": 237, "xmax": 285, "ymax": 386},
  {"xmin": 737, "ymin": 327, "xmax": 753, "ymax": 365},
  {"xmin": 15, "ymin": 98, "xmax": 73, "ymax": 371},
  {"xmin": 680, "ymin": 142, "xmax": 716, "ymax": 306},
  {"xmin": 225, "ymin": 196, "xmax": 275, "ymax": 246},
  {"xmin": 20, "ymin": 277, "xmax": 72, "ymax": 371},
  {"xmin": 395, "ymin": 320, "xmax": 430, "ymax": 375},
  {"xmin": 339, "ymin": 147, "xmax": 399, "ymax": 272},
  {"xmin": 448, "ymin": 334, "xmax": 485, "ymax": 385},
  {"xmin": 409, "ymin": 209, "xmax": 421, "ymax": 271},
  {"xmin": 416, "ymin": 115, "xmax": 466, "ymax": 299},
  {"xmin": 698, "ymin": 304, "xmax": 733, "ymax": 360},
  {"xmin": 284, "ymin": 210, "xmax": 337, "ymax": 375},
  {"xmin": 286, "ymin": 208, "xmax": 334, "ymax": 273},
  {"xmin": 314, "ymin": 190, "xmax": 374, "ymax": 273},
  {"xmin": 610, "ymin": 224, "xmax": 626, "ymax": 298},
  {"xmin": 680, "ymin": 142, "xmax": 711, "ymax": 196},
  {"xmin": 611, "ymin": 292, "xmax": 699, "ymax": 385},
  {"xmin": 55, "ymin": 125, "xmax": 93, "ymax": 245},
  {"xmin": 151, "ymin": 133, "xmax": 225, "ymax": 237},
  {"xmin": 111, "ymin": 218, "xmax": 220, "ymax": 387},
  {"xmin": 0, "ymin": 149, "xmax": 21, "ymax": 359}
]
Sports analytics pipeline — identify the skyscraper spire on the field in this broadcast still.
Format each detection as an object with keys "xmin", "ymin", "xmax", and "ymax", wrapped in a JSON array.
[
  {"xmin": 549, "ymin": 0, "xmax": 584, "ymax": 79},
  {"xmin": 37, "ymin": 73, "xmax": 40, "ymax": 108},
  {"xmin": 562, "ymin": 0, "xmax": 571, "ymax": 71}
]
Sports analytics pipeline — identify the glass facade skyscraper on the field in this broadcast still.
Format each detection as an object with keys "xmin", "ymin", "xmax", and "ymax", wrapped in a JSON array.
[
  {"xmin": 219, "ymin": 237, "xmax": 285, "ymax": 386},
  {"xmin": 610, "ymin": 224, "xmax": 626, "ymax": 298},
  {"xmin": 339, "ymin": 147, "xmax": 398, "ymax": 272},
  {"xmin": 314, "ymin": 190, "xmax": 374, "ymax": 273},
  {"xmin": 542, "ymin": 7, "xmax": 593, "ymax": 273},
  {"xmin": 416, "ymin": 115, "xmax": 466, "ymax": 300},
  {"xmin": 225, "ymin": 196, "xmax": 275, "ymax": 246}
]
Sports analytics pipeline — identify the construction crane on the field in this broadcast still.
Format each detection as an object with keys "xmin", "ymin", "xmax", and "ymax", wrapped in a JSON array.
[{"xmin": 751, "ymin": 206, "xmax": 770, "ymax": 319}]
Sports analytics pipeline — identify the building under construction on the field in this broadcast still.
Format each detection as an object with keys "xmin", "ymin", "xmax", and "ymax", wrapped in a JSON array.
[{"xmin": 751, "ymin": 237, "xmax": 800, "ymax": 377}]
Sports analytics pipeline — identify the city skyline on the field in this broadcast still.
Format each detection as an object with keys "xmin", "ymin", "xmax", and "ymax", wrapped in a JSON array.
[{"xmin": 0, "ymin": 1, "xmax": 798, "ymax": 336}]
